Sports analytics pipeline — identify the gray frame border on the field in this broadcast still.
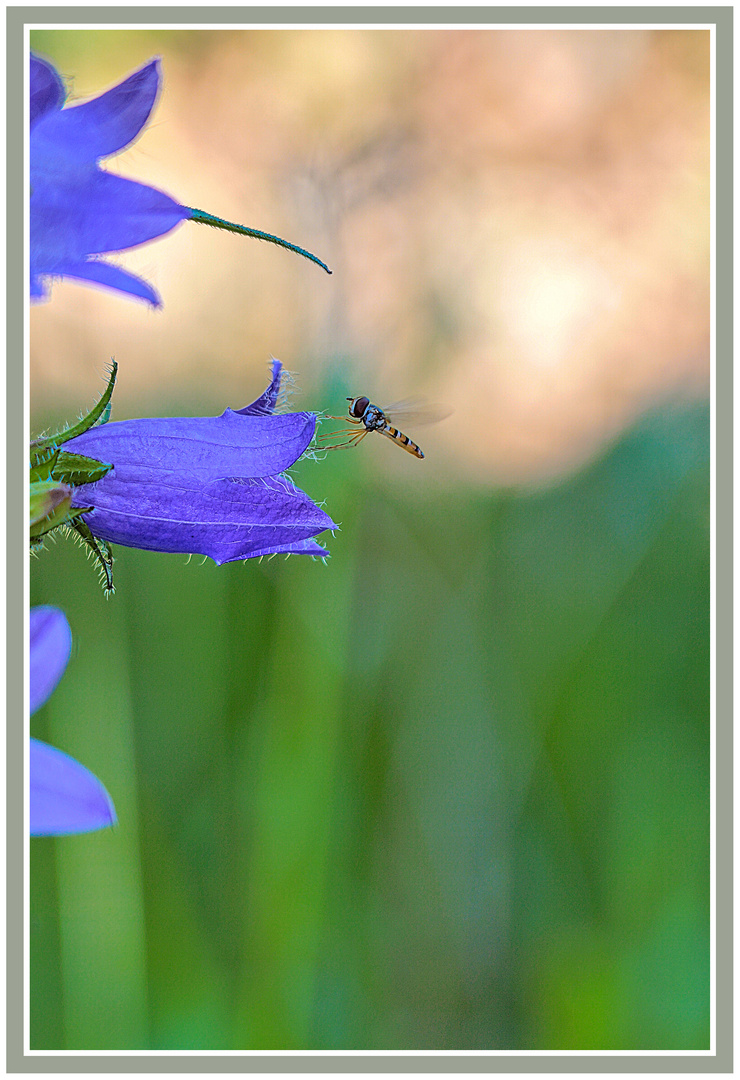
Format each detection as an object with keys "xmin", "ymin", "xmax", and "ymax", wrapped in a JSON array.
[{"xmin": 9, "ymin": 6, "xmax": 731, "ymax": 1073}]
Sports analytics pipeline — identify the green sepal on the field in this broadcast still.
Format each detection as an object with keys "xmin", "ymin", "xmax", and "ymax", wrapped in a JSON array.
[
  {"xmin": 29, "ymin": 445, "xmax": 60, "ymax": 485},
  {"xmin": 30, "ymin": 360, "xmax": 118, "ymax": 465},
  {"xmin": 52, "ymin": 451, "xmax": 113, "ymax": 487},
  {"xmin": 29, "ymin": 479, "xmax": 73, "ymax": 539},
  {"xmin": 67, "ymin": 516, "xmax": 115, "ymax": 594},
  {"xmin": 29, "ymin": 362, "xmax": 118, "ymax": 594},
  {"xmin": 30, "ymin": 447, "xmax": 112, "ymax": 489}
]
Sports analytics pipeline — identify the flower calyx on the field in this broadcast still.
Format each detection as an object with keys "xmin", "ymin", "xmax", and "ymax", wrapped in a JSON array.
[{"xmin": 30, "ymin": 361, "xmax": 118, "ymax": 591}]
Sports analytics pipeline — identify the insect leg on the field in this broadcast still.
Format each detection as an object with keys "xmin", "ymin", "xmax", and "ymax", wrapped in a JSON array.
[
  {"xmin": 315, "ymin": 418, "xmax": 364, "ymax": 443},
  {"xmin": 320, "ymin": 429, "xmax": 370, "ymax": 451}
]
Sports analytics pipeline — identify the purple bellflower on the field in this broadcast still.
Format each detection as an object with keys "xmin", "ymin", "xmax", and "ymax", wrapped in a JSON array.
[
  {"xmin": 35, "ymin": 359, "xmax": 334, "ymax": 590},
  {"xmin": 30, "ymin": 606, "xmax": 116, "ymax": 836},
  {"xmin": 30, "ymin": 53, "xmax": 330, "ymax": 307}
]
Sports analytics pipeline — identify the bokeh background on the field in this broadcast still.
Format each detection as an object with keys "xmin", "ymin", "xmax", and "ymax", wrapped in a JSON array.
[{"xmin": 29, "ymin": 27, "xmax": 710, "ymax": 1050}]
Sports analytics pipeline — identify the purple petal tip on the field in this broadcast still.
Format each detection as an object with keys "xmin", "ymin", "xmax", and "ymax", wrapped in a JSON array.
[
  {"xmin": 30, "ymin": 739, "xmax": 117, "ymax": 836},
  {"xmin": 30, "ymin": 606, "xmax": 72, "ymax": 715}
]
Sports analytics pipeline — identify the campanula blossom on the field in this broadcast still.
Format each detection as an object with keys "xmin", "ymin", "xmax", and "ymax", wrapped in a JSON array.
[
  {"xmin": 60, "ymin": 359, "xmax": 334, "ymax": 577},
  {"xmin": 30, "ymin": 53, "xmax": 330, "ymax": 306},
  {"xmin": 30, "ymin": 606, "xmax": 116, "ymax": 836}
]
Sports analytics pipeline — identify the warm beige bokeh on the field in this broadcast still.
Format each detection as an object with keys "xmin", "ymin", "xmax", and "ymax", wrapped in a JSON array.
[{"xmin": 30, "ymin": 28, "xmax": 709, "ymax": 485}]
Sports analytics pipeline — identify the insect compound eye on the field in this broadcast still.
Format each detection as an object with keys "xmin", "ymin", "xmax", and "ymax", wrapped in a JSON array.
[{"xmin": 350, "ymin": 396, "xmax": 370, "ymax": 418}]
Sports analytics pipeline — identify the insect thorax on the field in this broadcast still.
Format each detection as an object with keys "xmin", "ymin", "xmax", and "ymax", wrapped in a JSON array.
[{"xmin": 362, "ymin": 405, "xmax": 386, "ymax": 431}]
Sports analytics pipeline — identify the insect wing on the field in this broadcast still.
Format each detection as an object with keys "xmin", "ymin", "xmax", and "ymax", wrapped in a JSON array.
[{"xmin": 381, "ymin": 398, "xmax": 452, "ymax": 428}]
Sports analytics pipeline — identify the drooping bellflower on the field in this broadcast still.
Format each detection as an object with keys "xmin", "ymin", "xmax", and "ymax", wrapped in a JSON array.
[
  {"xmin": 30, "ymin": 53, "xmax": 330, "ymax": 306},
  {"xmin": 30, "ymin": 606, "xmax": 116, "ymax": 836},
  {"xmin": 31, "ymin": 359, "xmax": 335, "ymax": 590}
]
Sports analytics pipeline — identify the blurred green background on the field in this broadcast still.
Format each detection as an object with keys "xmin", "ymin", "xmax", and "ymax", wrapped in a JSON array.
[{"xmin": 30, "ymin": 28, "xmax": 710, "ymax": 1050}]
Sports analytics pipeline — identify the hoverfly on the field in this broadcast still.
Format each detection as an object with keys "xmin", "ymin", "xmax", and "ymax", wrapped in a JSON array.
[{"xmin": 318, "ymin": 396, "xmax": 450, "ymax": 459}]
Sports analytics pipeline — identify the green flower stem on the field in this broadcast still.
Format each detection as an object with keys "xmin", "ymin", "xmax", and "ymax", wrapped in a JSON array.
[
  {"xmin": 44, "ymin": 587, "xmax": 148, "ymax": 1049},
  {"xmin": 188, "ymin": 208, "xmax": 332, "ymax": 275},
  {"xmin": 233, "ymin": 461, "xmax": 355, "ymax": 1047}
]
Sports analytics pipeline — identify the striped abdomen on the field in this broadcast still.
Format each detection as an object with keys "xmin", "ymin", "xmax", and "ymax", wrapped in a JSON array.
[{"xmin": 379, "ymin": 423, "xmax": 424, "ymax": 459}]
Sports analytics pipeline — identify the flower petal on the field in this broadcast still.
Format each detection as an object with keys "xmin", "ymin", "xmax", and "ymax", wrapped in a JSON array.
[
  {"xmin": 30, "ymin": 272, "xmax": 48, "ymax": 300},
  {"xmin": 31, "ymin": 173, "xmax": 187, "ymax": 261},
  {"xmin": 72, "ymin": 473, "xmax": 336, "ymax": 563},
  {"xmin": 30, "ymin": 54, "xmax": 65, "ymax": 129},
  {"xmin": 34, "ymin": 257, "xmax": 162, "ymax": 306},
  {"xmin": 238, "ymin": 357, "xmax": 283, "ymax": 416},
  {"xmin": 246, "ymin": 536, "xmax": 331, "ymax": 559},
  {"xmin": 32, "ymin": 58, "xmax": 161, "ymax": 160},
  {"xmin": 30, "ymin": 738, "xmax": 116, "ymax": 836},
  {"xmin": 30, "ymin": 606, "xmax": 72, "ymax": 715},
  {"xmin": 29, "ymin": 56, "xmax": 186, "ymax": 305},
  {"xmin": 66, "ymin": 410, "xmax": 317, "ymax": 482}
]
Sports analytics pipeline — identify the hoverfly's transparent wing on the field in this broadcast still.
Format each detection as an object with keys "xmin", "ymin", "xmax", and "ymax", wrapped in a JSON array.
[{"xmin": 381, "ymin": 398, "xmax": 453, "ymax": 427}]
